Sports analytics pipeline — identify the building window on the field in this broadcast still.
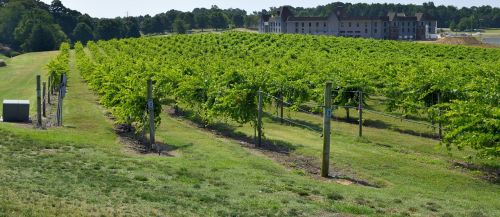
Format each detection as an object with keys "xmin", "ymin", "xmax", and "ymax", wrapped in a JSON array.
[
  {"xmin": 316, "ymin": 22, "xmax": 319, "ymax": 27},
  {"xmin": 408, "ymin": 28, "xmax": 410, "ymax": 33},
  {"xmin": 341, "ymin": 22, "xmax": 344, "ymax": 27},
  {"xmin": 348, "ymin": 22, "xmax": 351, "ymax": 27},
  {"xmin": 309, "ymin": 22, "xmax": 311, "ymax": 27},
  {"xmin": 296, "ymin": 28, "xmax": 298, "ymax": 33},
  {"xmin": 356, "ymin": 23, "xmax": 359, "ymax": 27},
  {"xmin": 324, "ymin": 22, "xmax": 327, "ymax": 27},
  {"xmin": 375, "ymin": 29, "xmax": 378, "ymax": 33},
  {"xmin": 375, "ymin": 22, "xmax": 378, "ymax": 27},
  {"xmin": 365, "ymin": 29, "xmax": 368, "ymax": 33},
  {"xmin": 402, "ymin": 28, "xmax": 405, "ymax": 33},
  {"xmin": 384, "ymin": 22, "xmax": 387, "ymax": 27},
  {"xmin": 402, "ymin": 22, "xmax": 405, "ymax": 27},
  {"xmin": 295, "ymin": 22, "xmax": 299, "ymax": 27},
  {"xmin": 365, "ymin": 23, "xmax": 368, "ymax": 27}
]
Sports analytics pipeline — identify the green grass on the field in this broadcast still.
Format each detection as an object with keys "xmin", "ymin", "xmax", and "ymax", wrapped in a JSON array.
[
  {"xmin": 0, "ymin": 51, "xmax": 498, "ymax": 216},
  {"xmin": 0, "ymin": 51, "xmax": 58, "ymax": 114}
]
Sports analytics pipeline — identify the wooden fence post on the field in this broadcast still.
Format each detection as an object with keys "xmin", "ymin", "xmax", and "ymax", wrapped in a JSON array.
[
  {"xmin": 257, "ymin": 88, "xmax": 263, "ymax": 147},
  {"xmin": 42, "ymin": 82, "xmax": 46, "ymax": 117},
  {"xmin": 321, "ymin": 81, "xmax": 332, "ymax": 178},
  {"xmin": 147, "ymin": 78, "xmax": 156, "ymax": 152},
  {"xmin": 36, "ymin": 75, "xmax": 42, "ymax": 127},
  {"xmin": 47, "ymin": 77, "xmax": 51, "ymax": 105},
  {"xmin": 437, "ymin": 92, "xmax": 442, "ymax": 140},
  {"xmin": 50, "ymin": 72, "xmax": 55, "ymax": 95},
  {"xmin": 358, "ymin": 91, "xmax": 363, "ymax": 137},
  {"xmin": 280, "ymin": 90, "xmax": 284, "ymax": 124}
]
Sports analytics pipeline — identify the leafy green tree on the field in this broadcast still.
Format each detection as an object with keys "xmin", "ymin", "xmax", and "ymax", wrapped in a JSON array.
[
  {"xmin": 23, "ymin": 23, "xmax": 56, "ymax": 51},
  {"xmin": 124, "ymin": 17, "xmax": 141, "ymax": 38},
  {"xmin": 173, "ymin": 18, "xmax": 187, "ymax": 34},
  {"xmin": 14, "ymin": 8, "xmax": 67, "ymax": 51},
  {"xmin": 244, "ymin": 15, "xmax": 259, "ymax": 28},
  {"xmin": 210, "ymin": 11, "xmax": 228, "ymax": 30},
  {"xmin": 0, "ymin": 1, "xmax": 28, "ymax": 48},
  {"xmin": 49, "ymin": 0, "xmax": 80, "ymax": 40},
  {"xmin": 449, "ymin": 21, "xmax": 457, "ymax": 31},
  {"xmin": 194, "ymin": 13, "xmax": 209, "ymax": 31},
  {"xmin": 231, "ymin": 14, "xmax": 244, "ymax": 28},
  {"xmin": 72, "ymin": 22, "xmax": 93, "ymax": 44},
  {"xmin": 95, "ymin": 19, "xmax": 124, "ymax": 40},
  {"xmin": 140, "ymin": 15, "xmax": 155, "ymax": 35}
]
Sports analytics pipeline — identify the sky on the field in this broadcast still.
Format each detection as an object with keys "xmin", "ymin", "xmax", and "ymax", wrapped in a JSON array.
[{"xmin": 40, "ymin": 0, "xmax": 500, "ymax": 18}]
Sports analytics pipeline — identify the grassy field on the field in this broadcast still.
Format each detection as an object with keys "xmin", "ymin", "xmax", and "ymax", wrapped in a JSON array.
[
  {"xmin": 0, "ymin": 51, "xmax": 498, "ymax": 216},
  {"xmin": 0, "ymin": 51, "xmax": 58, "ymax": 114}
]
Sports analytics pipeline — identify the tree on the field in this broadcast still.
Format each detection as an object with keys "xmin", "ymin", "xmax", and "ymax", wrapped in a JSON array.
[
  {"xmin": 124, "ymin": 17, "xmax": 141, "ymax": 38},
  {"xmin": 244, "ymin": 15, "xmax": 259, "ymax": 28},
  {"xmin": 95, "ymin": 19, "xmax": 124, "ymax": 40},
  {"xmin": 13, "ymin": 8, "xmax": 67, "ymax": 52},
  {"xmin": 23, "ymin": 23, "xmax": 56, "ymax": 51},
  {"xmin": 173, "ymin": 18, "xmax": 187, "ymax": 34},
  {"xmin": 0, "ymin": 1, "xmax": 28, "ymax": 48},
  {"xmin": 49, "ymin": 0, "xmax": 80, "ymax": 41},
  {"xmin": 449, "ymin": 21, "xmax": 457, "ymax": 31},
  {"xmin": 231, "ymin": 14, "xmax": 245, "ymax": 28},
  {"xmin": 195, "ymin": 13, "xmax": 209, "ymax": 31},
  {"xmin": 72, "ymin": 22, "xmax": 93, "ymax": 44},
  {"xmin": 140, "ymin": 15, "xmax": 155, "ymax": 35},
  {"xmin": 457, "ymin": 16, "xmax": 473, "ymax": 31},
  {"xmin": 210, "ymin": 12, "xmax": 228, "ymax": 30}
]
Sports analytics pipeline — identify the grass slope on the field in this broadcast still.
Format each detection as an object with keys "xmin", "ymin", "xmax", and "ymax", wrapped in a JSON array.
[
  {"xmin": 0, "ymin": 51, "xmax": 58, "ymax": 114},
  {"xmin": 0, "ymin": 51, "xmax": 370, "ymax": 216},
  {"xmin": 0, "ymin": 51, "xmax": 498, "ymax": 217}
]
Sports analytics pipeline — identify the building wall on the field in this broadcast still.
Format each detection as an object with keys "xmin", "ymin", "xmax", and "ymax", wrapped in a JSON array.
[
  {"xmin": 286, "ymin": 20, "xmax": 329, "ymax": 34},
  {"xmin": 260, "ymin": 11, "xmax": 436, "ymax": 40}
]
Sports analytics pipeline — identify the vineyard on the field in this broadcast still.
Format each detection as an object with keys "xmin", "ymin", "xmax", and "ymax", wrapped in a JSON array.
[{"xmin": 72, "ymin": 32, "xmax": 499, "ymax": 157}]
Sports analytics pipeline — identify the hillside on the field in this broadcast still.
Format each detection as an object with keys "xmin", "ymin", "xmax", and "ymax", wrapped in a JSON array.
[{"xmin": 0, "ymin": 36, "xmax": 498, "ymax": 216}]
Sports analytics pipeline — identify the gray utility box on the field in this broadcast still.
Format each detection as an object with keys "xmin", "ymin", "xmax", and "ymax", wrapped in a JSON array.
[{"xmin": 2, "ymin": 100, "xmax": 30, "ymax": 122}]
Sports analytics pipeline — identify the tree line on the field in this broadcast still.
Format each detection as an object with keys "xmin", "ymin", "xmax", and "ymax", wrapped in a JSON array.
[
  {"xmin": 0, "ymin": 0, "xmax": 260, "ymax": 53},
  {"xmin": 280, "ymin": 2, "xmax": 500, "ymax": 31},
  {"xmin": 2, "ymin": 0, "xmax": 500, "ymax": 53}
]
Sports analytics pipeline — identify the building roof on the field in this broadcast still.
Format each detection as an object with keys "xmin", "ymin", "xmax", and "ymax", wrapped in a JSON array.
[
  {"xmin": 288, "ymin": 16, "xmax": 328, "ymax": 22},
  {"xmin": 264, "ymin": 6, "xmax": 436, "ymax": 24},
  {"xmin": 339, "ymin": 16, "xmax": 388, "ymax": 21},
  {"xmin": 416, "ymin": 13, "xmax": 436, "ymax": 21},
  {"xmin": 277, "ymin": 6, "xmax": 294, "ymax": 21},
  {"xmin": 394, "ymin": 16, "xmax": 418, "ymax": 21},
  {"xmin": 261, "ymin": 14, "xmax": 271, "ymax": 22}
]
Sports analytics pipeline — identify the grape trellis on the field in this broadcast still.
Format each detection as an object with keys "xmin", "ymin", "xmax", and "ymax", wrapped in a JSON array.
[{"xmin": 73, "ymin": 32, "xmax": 499, "ymax": 157}]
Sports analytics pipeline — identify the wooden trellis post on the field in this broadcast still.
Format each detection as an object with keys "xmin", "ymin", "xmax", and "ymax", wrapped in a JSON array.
[
  {"xmin": 42, "ymin": 82, "xmax": 46, "ymax": 117},
  {"xmin": 321, "ymin": 81, "xmax": 332, "ymax": 178},
  {"xmin": 257, "ymin": 89, "xmax": 263, "ymax": 147},
  {"xmin": 147, "ymin": 78, "xmax": 156, "ymax": 152},
  {"xmin": 358, "ymin": 91, "xmax": 363, "ymax": 137},
  {"xmin": 36, "ymin": 75, "xmax": 42, "ymax": 127}
]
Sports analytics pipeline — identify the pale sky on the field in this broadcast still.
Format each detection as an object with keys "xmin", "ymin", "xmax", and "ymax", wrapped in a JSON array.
[{"xmin": 40, "ymin": 0, "xmax": 500, "ymax": 18}]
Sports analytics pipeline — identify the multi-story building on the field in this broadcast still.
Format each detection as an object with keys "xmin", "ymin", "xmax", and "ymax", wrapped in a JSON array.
[{"xmin": 259, "ymin": 6, "xmax": 438, "ymax": 40}]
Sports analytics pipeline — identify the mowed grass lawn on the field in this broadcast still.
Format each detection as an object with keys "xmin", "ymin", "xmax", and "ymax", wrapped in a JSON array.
[
  {"xmin": 0, "ymin": 51, "xmax": 58, "ymax": 114},
  {"xmin": 0, "ymin": 51, "xmax": 498, "ymax": 216}
]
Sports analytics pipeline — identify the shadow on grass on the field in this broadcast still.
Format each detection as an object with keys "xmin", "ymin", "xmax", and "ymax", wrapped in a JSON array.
[
  {"xmin": 167, "ymin": 106, "xmax": 381, "ymax": 188},
  {"xmin": 264, "ymin": 112, "xmax": 323, "ymax": 133},
  {"xmin": 299, "ymin": 104, "xmax": 441, "ymax": 140},
  {"xmin": 452, "ymin": 161, "xmax": 500, "ymax": 184},
  {"xmin": 168, "ymin": 107, "xmax": 299, "ymax": 154},
  {"xmin": 114, "ymin": 124, "xmax": 189, "ymax": 156}
]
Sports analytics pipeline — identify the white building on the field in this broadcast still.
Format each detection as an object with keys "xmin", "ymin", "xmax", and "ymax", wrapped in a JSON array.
[{"xmin": 259, "ymin": 6, "xmax": 438, "ymax": 40}]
